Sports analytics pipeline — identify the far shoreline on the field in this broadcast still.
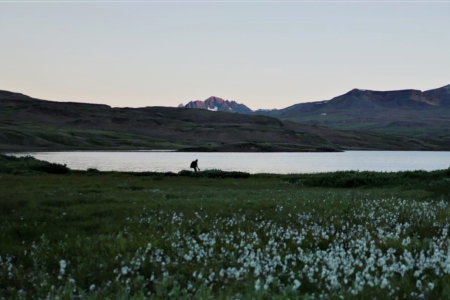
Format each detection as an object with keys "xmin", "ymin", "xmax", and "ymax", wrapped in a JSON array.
[{"xmin": 4, "ymin": 148, "xmax": 450, "ymax": 154}]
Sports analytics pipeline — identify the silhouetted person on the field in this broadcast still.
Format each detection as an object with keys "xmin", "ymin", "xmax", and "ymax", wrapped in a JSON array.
[{"xmin": 190, "ymin": 159, "xmax": 200, "ymax": 172}]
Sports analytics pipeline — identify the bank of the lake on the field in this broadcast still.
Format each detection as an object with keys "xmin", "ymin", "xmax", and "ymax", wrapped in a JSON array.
[
  {"xmin": 6, "ymin": 150, "xmax": 450, "ymax": 174},
  {"xmin": 1, "ymin": 154, "xmax": 450, "ymax": 299}
]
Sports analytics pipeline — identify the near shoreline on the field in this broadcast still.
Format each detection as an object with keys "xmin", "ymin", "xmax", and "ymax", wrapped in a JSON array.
[{"xmin": 2, "ymin": 154, "xmax": 450, "ymax": 299}]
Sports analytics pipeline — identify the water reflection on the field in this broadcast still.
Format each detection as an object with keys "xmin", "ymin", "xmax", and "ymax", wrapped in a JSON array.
[{"xmin": 9, "ymin": 151, "xmax": 450, "ymax": 174}]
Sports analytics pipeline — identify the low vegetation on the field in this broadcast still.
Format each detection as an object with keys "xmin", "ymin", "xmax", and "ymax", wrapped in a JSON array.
[{"xmin": 1, "ymin": 155, "xmax": 450, "ymax": 299}]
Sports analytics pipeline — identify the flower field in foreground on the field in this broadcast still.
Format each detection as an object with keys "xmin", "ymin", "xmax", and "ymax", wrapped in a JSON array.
[{"xmin": 1, "ymin": 167, "xmax": 450, "ymax": 299}]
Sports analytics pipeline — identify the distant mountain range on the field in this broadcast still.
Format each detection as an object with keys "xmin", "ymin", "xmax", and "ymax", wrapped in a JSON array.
[
  {"xmin": 2, "ymin": 89, "xmax": 448, "ymax": 152},
  {"xmin": 182, "ymin": 84, "xmax": 450, "ymax": 140}
]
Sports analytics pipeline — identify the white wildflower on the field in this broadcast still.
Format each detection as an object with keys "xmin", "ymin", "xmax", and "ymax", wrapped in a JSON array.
[{"xmin": 293, "ymin": 279, "xmax": 301, "ymax": 290}]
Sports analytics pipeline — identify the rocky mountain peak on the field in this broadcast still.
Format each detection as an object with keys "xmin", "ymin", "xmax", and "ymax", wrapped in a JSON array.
[{"xmin": 183, "ymin": 96, "xmax": 252, "ymax": 114}]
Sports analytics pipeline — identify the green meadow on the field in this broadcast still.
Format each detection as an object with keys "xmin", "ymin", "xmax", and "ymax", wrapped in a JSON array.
[{"xmin": 1, "ymin": 154, "xmax": 450, "ymax": 299}]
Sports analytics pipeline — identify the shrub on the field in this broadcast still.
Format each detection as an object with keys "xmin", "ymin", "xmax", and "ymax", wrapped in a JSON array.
[
  {"xmin": 178, "ymin": 169, "xmax": 251, "ymax": 179},
  {"xmin": 282, "ymin": 170, "xmax": 448, "ymax": 189},
  {"xmin": 30, "ymin": 162, "xmax": 70, "ymax": 174},
  {"xmin": 124, "ymin": 171, "xmax": 177, "ymax": 177},
  {"xmin": 426, "ymin": 179, "xmax": 450, "ymax": 199},
  {"xmin": 0, "ymin": 154, "xmax": 70, "ymax": 174}
]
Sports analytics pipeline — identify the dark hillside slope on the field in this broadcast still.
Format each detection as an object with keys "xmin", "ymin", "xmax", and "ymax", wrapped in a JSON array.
[
  {"xmin": 0, "ymin": 90, "xmax": 447, "ymax": 151},
  {"xmin": 254, "ymin": 84, "xmax": 450, "ymax": 140},
  {"xmin": 423, "ymin": 84, "xmax": 450, "ymax": 106}
]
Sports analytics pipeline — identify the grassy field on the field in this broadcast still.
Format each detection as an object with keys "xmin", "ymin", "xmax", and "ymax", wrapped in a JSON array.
[{"xmin": 1, "ymin": 155, "xmax": 450, "ymax": 299}]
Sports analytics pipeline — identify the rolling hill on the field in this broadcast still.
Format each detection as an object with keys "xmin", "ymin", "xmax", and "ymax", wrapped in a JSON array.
[
  {"xmin": 0, "ymin": 89, "xmax": 448, "ymax": 152},
  {"xmin": 254, "ymin": 84, "xmax": 450, "ymax": 140}
]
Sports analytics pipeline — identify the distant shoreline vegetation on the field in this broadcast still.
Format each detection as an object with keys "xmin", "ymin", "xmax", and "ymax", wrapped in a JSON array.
[{"xmin": 0, "ymin": 142, "xmax": 343, "ymax": 153}]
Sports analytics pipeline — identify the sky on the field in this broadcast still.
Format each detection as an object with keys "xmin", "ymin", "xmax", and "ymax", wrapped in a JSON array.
[{"xmin": 1, "ymin": 1, "xmax": 449, "ymax": 110}]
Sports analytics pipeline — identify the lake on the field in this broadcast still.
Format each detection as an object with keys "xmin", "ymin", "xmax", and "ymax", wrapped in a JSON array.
[{"xmin": 7, "ymin": 151, "xmax": 450, "ymax": 174}]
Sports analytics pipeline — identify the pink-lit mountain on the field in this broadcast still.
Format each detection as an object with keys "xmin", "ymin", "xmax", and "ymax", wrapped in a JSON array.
[{"xmin": 182, "ymin": 96, "xmax": 252, "ymax": 114}]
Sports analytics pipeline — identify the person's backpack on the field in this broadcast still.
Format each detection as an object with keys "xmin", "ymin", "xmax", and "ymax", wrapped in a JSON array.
[{"xmin": 190, "ymin": 161, "xmax": 195, "ymax": 168}]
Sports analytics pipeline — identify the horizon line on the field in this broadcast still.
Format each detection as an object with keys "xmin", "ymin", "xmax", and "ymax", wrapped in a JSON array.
[
  {"xmin": 3, "ymin": 1, "xmax": 450, "ymax": 3},
  {"xmin": 2, "ymin": 82, "xmax": 448, "ymax": 110}
]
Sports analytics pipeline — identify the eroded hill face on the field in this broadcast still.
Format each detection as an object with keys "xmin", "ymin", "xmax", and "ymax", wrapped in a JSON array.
[
  {"xmin": 423, "ymin": 84, "xmax": 450, "ymax": 105},
  {"xmin": 0, "ymin": 89, "xmax": 448, "ymax": 151}
]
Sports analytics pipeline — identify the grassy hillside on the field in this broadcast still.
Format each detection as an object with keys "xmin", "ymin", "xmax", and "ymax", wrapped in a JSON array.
[
  {"xmin": 268, "ymin": 107, "xmax": 450, "ymax": 142},
  {"xmin": 2, "ymin": 155, "xmax": 450, "ymax": 299},
  {"xmin": 255, "ymin": 88, "xmax": 450, "ymax": 141},
  {"xmin": 1, "ymin": 90, "xmax": 449, "ymax": 151}
]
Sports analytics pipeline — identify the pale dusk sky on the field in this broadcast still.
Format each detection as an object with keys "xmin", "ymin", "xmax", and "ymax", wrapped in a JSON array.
[{"xmin": 1, "ymin": 1, "xmax": 449, "ymax": 109}]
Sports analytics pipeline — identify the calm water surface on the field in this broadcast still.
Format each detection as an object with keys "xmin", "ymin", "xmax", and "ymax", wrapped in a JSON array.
[{"xmin": 9, "ymin": 151, "xmax": 450, "ymax": 174}]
